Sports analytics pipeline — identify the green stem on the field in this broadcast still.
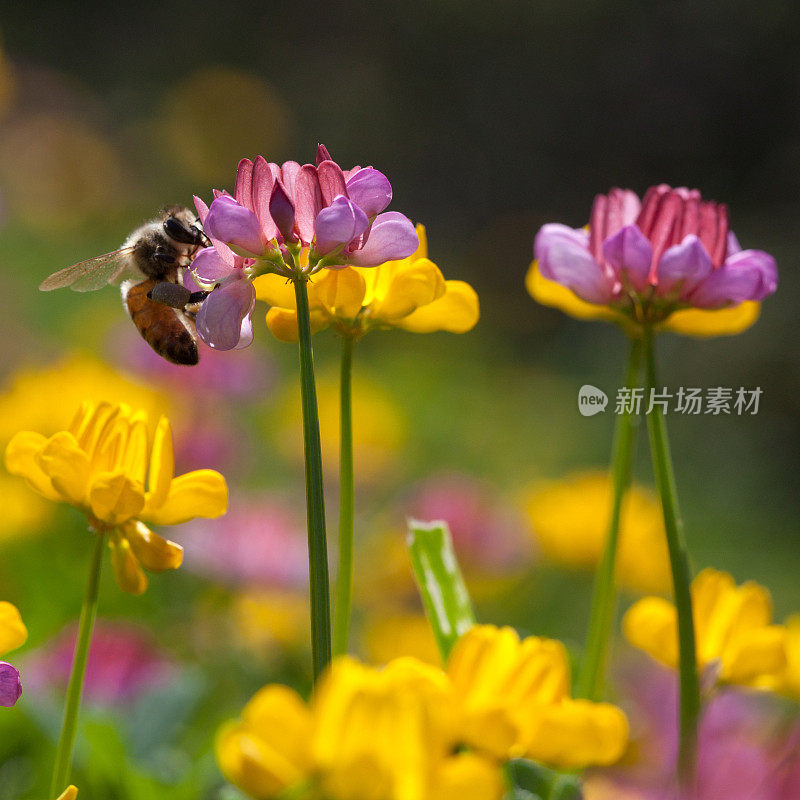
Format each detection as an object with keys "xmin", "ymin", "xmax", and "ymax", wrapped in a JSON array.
[
  {"xmin": 332, "ymin": 336, "xmax": 355, "ymax": 657},
  {"xmin": 293, "ymin": 275, "xmax": 332, "ymax": 681},
  {"xmin": 577, "ymin": 336, "xmax": 642, "ymax": 700},
  {"xmin": 642, "ymin": 326, "xmax": 700, "ymax": 788},
  {"xmin": 50, "ymin": 531, "xmax": 104, "ymax": 798}
]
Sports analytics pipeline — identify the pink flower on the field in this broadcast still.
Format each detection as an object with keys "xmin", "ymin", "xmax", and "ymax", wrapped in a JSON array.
[
  {"xmin": 24, "ymin": 621, "xmax": 177, "ymax": 706},
  {"xmin": 0, "ymin": 661, "xmax": 22, "ymax": 707},
  {"xmin": 176, "ymin": 494, "xmax": 309, "ymax": 588},
  {"xmin": 534, "ymin": 185, "xmax": 777, "ymax": 318}
]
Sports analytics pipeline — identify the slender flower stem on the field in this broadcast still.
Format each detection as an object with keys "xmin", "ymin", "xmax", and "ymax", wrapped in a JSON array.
[
  {"xmin": 50, "ymin": 531, "xmax": 104, "ymax": 798},
  {"xmin": 577, "ymin": 336, "xmax": 642, "ymax": 700},
  {"xmin": 642, "ymin": 326, "xmax": 700, "ymax": 788},
  {"xmin": 332, "ymin": 335, "xmax": 355, "ymax": 657},
  {"xmin": 293, "ymin": 275, "xmax": 332, "ymax": 681}
]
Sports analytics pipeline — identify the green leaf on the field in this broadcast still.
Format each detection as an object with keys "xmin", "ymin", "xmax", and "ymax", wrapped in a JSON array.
[{"xmin": 406, "ymin": 519, "xmax": 476, "ymax": 661}]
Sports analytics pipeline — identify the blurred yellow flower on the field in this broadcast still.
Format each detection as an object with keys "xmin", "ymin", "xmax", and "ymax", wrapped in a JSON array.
[
  {"xmin": 0, "ymin": 473, "xmax": 51, "ymax": 541},
  {"xmin": 56, "ymin": 788, "xmax": 78, "ymax": 800},
  {"xmin": 447, "ymin": 625, "xmax": 629, "ymax": 770},
  {"xmin": 0, "ymin": 354, "xmax": 170, "ymax": 445},
  {"xmin": 275, "ymin": 375, "xmax": 406, "ymax": 483},
  {"xmin": 624, "ymin": 568, "xmax": 787, "ymax": 688},
  {"xmin": 5, "ymin": 401, "xmax": 227, "ymax": 594},
  {"xmin": 522, "ymin": 471, "xmax": 671, "ymax": 594},
  {"xmin": 254, "ymin": 225, "xmax": 479, "ymax": 342},
  {"xmin": 429, "ymin": 753, "xmax": 504, "ymax": 800},
  {"xmin": 361, "ymin": 610, "xmax": 442, "ymax": 667},
  {"xmin": 0, "ymin": 601, "xmax": 27, "ymax": 656},
  {"xmin": 231, "ymin": 589, "xmax": 310, "ymax": 653},
  {"xmin": 762, "ymin": 615, "xmax": 800, "ymax": 700},
  {"xmin": 526, "ymin": 260, "xmax": 761, "ymax": 338}
]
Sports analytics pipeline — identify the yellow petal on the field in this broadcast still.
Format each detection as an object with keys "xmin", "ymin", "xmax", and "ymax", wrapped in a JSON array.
[
  {"xmin": 146, "ymin": 416, "xmax": 174, "ymax": 508},
  {"xmin": 623, "ymin": 596, "xmax": 678, "ymax": 668},
  {"xmin": 397, "ymin": 279, "xmax": 480, "ymax": 334},
  {"xmin": 662, "ymin": 302, "xmax": 760, "ymax": 338},
  {"xmin": 412, "ymin": 224, "xmax": 428, "ymax": 260},
  {"xmin": 0, "ymin": 601, "xmax": 28, "ymax": 655},
  {"xmin": 265, "ymin": 308, "xmax": 301, "ymax": 342},
  {"xmin": 76, "ymin": 402, "xmax": 121, "ymax": 459},
  {"xmin": 123, "ymin": 520, "xmax": 183, "ymax": 572},
  {"xmin": 526, "ymin": 261, "xmax": 627, "ymax": 326},
  {"xmin": 119, "ymin": 411, "xmax": 149, "ymax": 485},
  {"xmin": 4, "ymin": 431, "xmax": 60, "ymax": 502},
  {"xmin": 37, "ymin": 431, "xmax": 90, "ymax": 506},
  {"xmin": 109, "ymin": 533, "xmax": 148, "ymax": 595},
  {"xmin": 525, "ymin": 699, "xmax": 629, "ymax": 769},
  {"xmin": 253, "ymin": 273, "xmax": 297, "ymax": 308},
  {"xmin": 88, "ymin": 471, "xmax": 146, "ymax": 526},
  {"xmin": 721, "ymin": 625, "xmax": 787, "ymax": 685},
  {"xmin": 143, "ymin": 469, "xmax": 228, "ymax": 526},
  {"xmin": 371, "ymin": 258, "xmax": 446, "ymax": 322},
  {"xmin": 429, "ymin": 753, "xmax": 504, "ymax": 800},
  {"xmin": 56, "ymin": 788, "xmax": 78, "ymax": 800},
  {"xmin": 314, "ymin": 267, "xmax": 367, "ymax": 320}
]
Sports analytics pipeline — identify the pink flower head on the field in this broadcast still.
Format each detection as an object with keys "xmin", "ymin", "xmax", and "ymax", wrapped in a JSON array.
[
  {"xmin": 24, "ymin": 621, "xmax": 177, "ymax": 706},
  {"xmin": 534, "ymin": 185, "xmax": 777, "ymax": 321},
  {"xmin": 190, "ymin": 195, "xmax": 256, "ymax": 351},
  {"xmin": 0, "ymin": 661, "xmax": 22, "ymax": 707}
]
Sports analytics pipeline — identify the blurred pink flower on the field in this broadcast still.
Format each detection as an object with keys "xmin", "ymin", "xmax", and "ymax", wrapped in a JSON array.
[
  {"xmin": 24, "ymin": 621, "xmax": 177, "ymax": 706},
  {"xmin": 535, "ymin": 185, "xmax": 777, "ymax": 313},
  {"xmin": 406, "ymin": 472, "xmax": 531, "ymax": 574},
  {"xmin": 588, "ymin": 658, "xmax": 800, "ymax": 800},
  {"xmin": 0, "ymin": 661, "xmax": 22, "ymax": 707},
  {"xmin": 177, "ymin": 494, "xmax": 308, "ymax": 588}
]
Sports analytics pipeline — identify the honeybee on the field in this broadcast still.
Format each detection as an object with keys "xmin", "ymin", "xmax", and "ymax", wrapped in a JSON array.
[{"xmin": 40, "ymin": 206, "xmax": 210, "ymax": 365}]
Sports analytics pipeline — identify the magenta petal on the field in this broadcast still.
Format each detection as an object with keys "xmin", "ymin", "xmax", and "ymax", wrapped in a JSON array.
[
  {"xmin": 656, "ymin": 235, "xmax": 713, "ymax": 297},
  {"xmin": 281, "ymin": 161, "xmax": 301, "ymax": 201},
  {"xmin": 191, "ymin": 246, "xmax": 235, "ymax": 284},
  {"xmin": 252, "ymin": 156, "xmax": 278, "ymax": 240},
  {"xmin": 294, "ymin": 165, "xmax": 323, "ymax": 245},
  {"xmin": 316, "ymin": 143, "xmax": 333, "ymax": 166},
  {"xmin": 689, "ymin": 249, "xmax": 777, "ymax": 308},
  {"xmin": 234, "ymin": 158, "xmax": 255, "ymax": 210},
  {"xmin": 727, "ymin": 230, "xmax": 742, "ymax": 255},
  {"xmin": 0, "ymin": 662, "xmax": 22, "ymax": 707},
  {"xmin": 346, "ymin": 211, "xmax": 418, "ymax": 268},
  {"xmin": 269, "ymin": 180, "xmax": 296, "ymax": 242},
  {"xmin": 203, "ymin": 196, "xmax": 265, "ymax": 257},
  {"xmin": 602, "ymin": 224, "xmax": 652, "ymax": 291},
  {"xmin": 535, "ymin": 223, "xmax": 617, "ymax": 304},
  {"xmin": 314, "ymin": 196, "xmax": 369, "ymax": 255},
  {"xmin": 193, "ymin": 195, "xmax": 209, "ymax": 224},
  {"xmin": 196, "ymin": 276, "xmax": 256, "ymax": 350},
  {"xmin": 317, "ymin": 160, "xmax": 348, "ymax": 206},
  {"xmin": 234, "ymin": 296, "xmax": 256, "ymax": 350},
  {"xmin": 345, "ymin": 167, "xmax": 392, "ymax": 218}
]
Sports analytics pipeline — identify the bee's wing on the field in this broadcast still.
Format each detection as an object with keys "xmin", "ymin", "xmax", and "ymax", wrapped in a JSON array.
[{"xmin": 39, "ymin": 248, "xmax": 137, "ymax": 292}]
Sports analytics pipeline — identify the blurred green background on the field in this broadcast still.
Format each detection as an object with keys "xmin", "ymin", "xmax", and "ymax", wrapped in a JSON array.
[{"xmin": 0, "ymin": 1, "xmax": 798, "ymax": 797}]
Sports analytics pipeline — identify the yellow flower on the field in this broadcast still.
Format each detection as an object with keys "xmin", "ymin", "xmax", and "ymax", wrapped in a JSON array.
[
  {"xmin": 428, "ymin": 753, "xmax": 505, "ymax": 800},
  {"xmin": 623, "ymin": 568, "xmax": 787, "ymax": 687},
  {"xmin": 0, "ymin": 601, "xmax": 27, "ymax": 657},
  {"xmin": 313, "ymin": 656, "xmax": 456, "ymax": 800},
  {"xmin": 56, "ymin": 788, "xmax": 78, "ymax": 800},
  {"xmin": 5, "ymin": 401, "xmax": 228, "ymax": 595},
  {"xmin": 216, "ymin": 685, "xmax": 314, "ymax": 799},
  {"xmin": 522, "ymin": 471, "xmax": 671, "ymax": 594},
  {"xmin": 446, "ymin": 625, "xmax": 629, "ymax": 770},
  {"xmin": 254, "ymin": 225, "xmax": 479, "ymax": 342},
  {"xmin": 362, "ymin": 610, "xmax": 442, "ymax": 667},
  {"xmin": 762, "ymin": 615, "xmax": 800, "ymax": 699},
  {"xmin": 526, "ymin": 260, "xmax": 761, "ymax": 338}
]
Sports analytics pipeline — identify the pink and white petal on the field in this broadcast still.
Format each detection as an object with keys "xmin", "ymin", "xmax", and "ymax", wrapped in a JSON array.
[
  {"xmin": 345, "ymin": 167, "xmax": 392, "ymax": 218},
  {"xmin": 203, "ymin": 196, "xmax": 266, "ymax": 257},
  {"xmin": 314, "ymin": 196, "xmax": 369, "ymax": 255},
  {"xmin": 294, "ymin": 165, "xmax": 323, "ymax": 244},
  {"xmin": 193, "ymin": 195, "xmax": 209, "ymax": 224},
  {"xmin": 689, "ymin": 251, "xmax": 776, "ymax": 309},
  {"xmin": 190, "ymin": 247, "xmax": 234, "ymax": 285},
  {"xmin": 196, "ymin": 277, "xmax": 256, "ymax": 350},
  {"xmin": 234, "ymin": 158, "xmax": 255, "ymax": 210},
  {"xmin": 316, "ymin": 143, "xmax": 333, "ymax": 166},
  {"xmin": 0, "ymin": 662, "xmax": 22, "ymax": 707},
  {"xmin": 346, "ymin": 211, "xmax": 418, "ymax": 268},
  {"xmin": 252, "ymin": 156, "xmax": 278, "ymax": 239},
  {"xmin": 536, "ymin": 225, "xmax": 616, "ymax": 304},
  {"xmin": 317, "ymin": 160, "xmax": 348, "ymax": 206},
  {"xmin": 656, "ymin": 235, "xmax": 713, "ymax": 297},
  {"xmin": 605, "ymin": 188, "xmax": 642, "ymax": 235},
  {"xmin": 280, "ymin": 161, "xmax": 301, "ymax": 200},
  {"xmin": 602, "ymin": 224, "xmax": 652, "ymax": 291}
]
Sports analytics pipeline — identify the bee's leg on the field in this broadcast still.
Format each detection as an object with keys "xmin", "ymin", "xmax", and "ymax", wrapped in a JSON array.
[{"xmin": 148, "ymin": 281, "xmax": 191, "ymax": 309}]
